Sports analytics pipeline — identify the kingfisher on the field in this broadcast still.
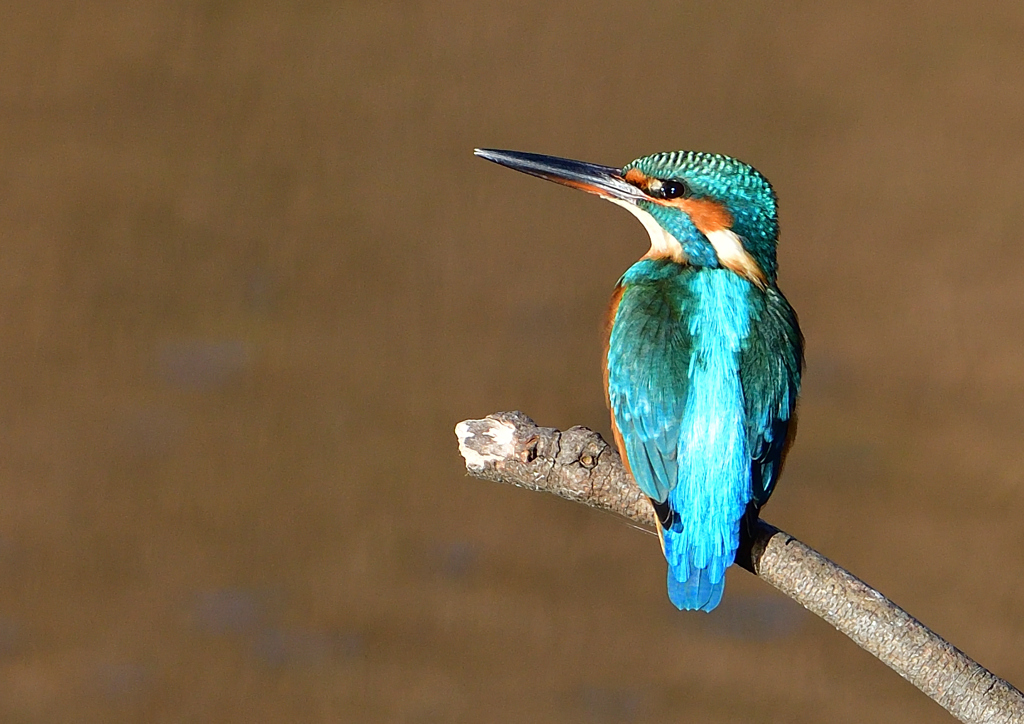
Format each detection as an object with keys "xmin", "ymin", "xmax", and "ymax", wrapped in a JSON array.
[{"xmin": 475, "ymin": 148, "xmax": 803, "ymax": 611}]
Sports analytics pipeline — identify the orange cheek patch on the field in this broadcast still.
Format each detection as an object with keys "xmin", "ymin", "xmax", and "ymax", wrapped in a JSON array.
[
  {"xmin": 671, "ymin": 198, "xmax": 733, "ymax": 234},
  {"xmin": 624, "ymin": 168, "xmax": 649, "ymax": 185}
]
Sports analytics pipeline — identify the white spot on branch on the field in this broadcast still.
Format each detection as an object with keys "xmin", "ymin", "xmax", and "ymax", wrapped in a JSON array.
[{"xmin": 455, "ymin": 418, "xmax": 516, "ymax": 471}]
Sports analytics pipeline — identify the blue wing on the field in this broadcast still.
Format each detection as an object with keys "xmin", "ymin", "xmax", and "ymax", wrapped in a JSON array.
[
  {"xmin": 740, "ymin": 287, "xmax": 803, "ymax": 506},
  {"xmin": 606, "ymin": 277, "xmax": 690, "ymax": 505},
  {"xmin": 607, "ymin": 265, "xmax": 765, "ymax": 612}
]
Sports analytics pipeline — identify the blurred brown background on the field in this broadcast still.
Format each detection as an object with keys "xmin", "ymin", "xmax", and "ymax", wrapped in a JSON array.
[{"xmin": 2, "ymin": 2, "xmax": 1023, "ymax": 722}]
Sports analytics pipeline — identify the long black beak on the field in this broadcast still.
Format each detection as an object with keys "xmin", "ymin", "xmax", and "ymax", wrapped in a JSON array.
[{"xmin": 474, "ymin": 149, "xmax": 645, "ymax": 204}]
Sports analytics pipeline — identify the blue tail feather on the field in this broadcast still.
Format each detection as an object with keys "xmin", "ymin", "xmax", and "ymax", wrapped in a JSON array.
[
  {"xmin": 667, "ymin": 566, "xmax": 725, "ymax": 612},
  {"xmin": 663, "ymin": 525, "xmax": 735, "ymax": 612}
]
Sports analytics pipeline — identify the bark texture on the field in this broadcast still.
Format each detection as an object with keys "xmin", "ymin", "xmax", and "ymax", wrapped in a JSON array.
[{"xmin": 455, "ymin": 411, "xmax": 1024, "ymax": 724}]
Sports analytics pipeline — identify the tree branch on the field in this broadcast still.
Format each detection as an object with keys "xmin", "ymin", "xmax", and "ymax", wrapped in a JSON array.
[{"xmin": 455, "ymin": 411, "xmax": 1024, "ymax": 724}]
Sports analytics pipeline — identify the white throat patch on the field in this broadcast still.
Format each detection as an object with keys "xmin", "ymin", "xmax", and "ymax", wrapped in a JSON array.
[
  {"xmin": 605, "ymin": 197, "xmax": 685, "ymax": 263},
  {"xmin": 704, "ymin": 228, "xmax": 746, "ymax": 267},
  {"xmin": 705, "ymin": 228, "xmax": 767, "ymax": 288},
  {"xmin": 606, "ymin": 198, "xmax": 766, "ymax": 287}
]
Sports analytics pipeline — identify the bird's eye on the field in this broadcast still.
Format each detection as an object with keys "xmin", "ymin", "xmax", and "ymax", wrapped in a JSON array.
[{"xmin": 658, "ymin": 180, "xmax": 689, "ymax": 199}]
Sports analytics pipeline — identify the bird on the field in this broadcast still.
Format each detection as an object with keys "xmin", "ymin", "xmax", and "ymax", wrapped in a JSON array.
[{"xmin": 475, "ymin": 147, "xmax": 803, "ymax": 611}]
